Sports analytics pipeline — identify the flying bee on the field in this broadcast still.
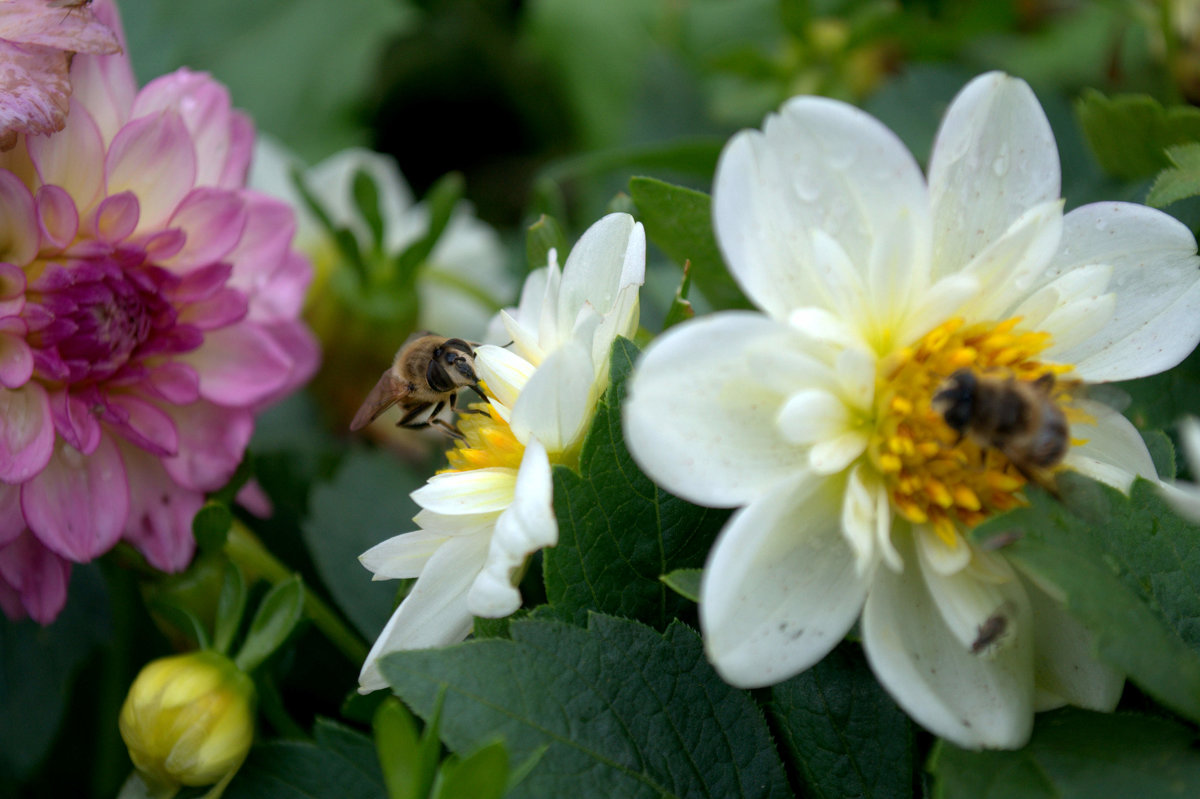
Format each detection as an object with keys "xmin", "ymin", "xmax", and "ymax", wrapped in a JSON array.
[
  {"xmin": 932, "ymin": 368, "xmax": 1069, "ymax": 488},
  {"xmin": 349, "ymin": 334, "xmax": 487, "ymax": 438}
]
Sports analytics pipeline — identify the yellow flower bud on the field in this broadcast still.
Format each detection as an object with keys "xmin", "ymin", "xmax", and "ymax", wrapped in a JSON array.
[{"xmin": 119, "ymin": 651, "xmax": 256, "ymax": 790}]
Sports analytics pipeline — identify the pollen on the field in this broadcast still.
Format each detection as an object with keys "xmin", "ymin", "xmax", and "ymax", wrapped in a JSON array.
[
  {"xmin": 870, "ymin": 317, "xmax": 1077, "ymax": 547},
  {"xmin": 441, "ymin": 402, "xmax": 525, "ymax": 473}
]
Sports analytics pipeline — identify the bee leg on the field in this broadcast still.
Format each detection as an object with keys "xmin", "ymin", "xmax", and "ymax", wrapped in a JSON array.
[
  {"xmin": 431, "ymin": 417, "xmax": 466, "ymax": 440},
  {"xmin": 1010, "ymin": 460, "xmax": 1062, "ymax": 500},
  {"xmin": 395, "ymin": 402, "xmax": 435, "ymax": 428}
]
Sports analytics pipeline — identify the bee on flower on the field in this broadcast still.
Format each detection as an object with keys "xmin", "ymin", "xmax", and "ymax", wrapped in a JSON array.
[{"xmin": 623, "ymin": 72, "xmax": 1200, "ymax": 749}]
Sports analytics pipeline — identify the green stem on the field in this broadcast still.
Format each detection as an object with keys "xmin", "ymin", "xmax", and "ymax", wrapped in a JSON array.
[{"xmin": 224, "ymin": 520, "xmax": 368, "ymax": 664}]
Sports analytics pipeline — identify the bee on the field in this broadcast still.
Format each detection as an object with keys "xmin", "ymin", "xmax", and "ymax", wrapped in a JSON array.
[
  {"xmin": 932, "ymin": 369, "xmax": 1069, "ymax": 486},
  {"xmin": 349, "ymin": 334, "xmax": 486, "ymax": 437}
]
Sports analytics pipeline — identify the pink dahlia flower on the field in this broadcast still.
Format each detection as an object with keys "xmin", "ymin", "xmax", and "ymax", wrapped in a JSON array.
[{"xmin": 0, "ymin": 1, "xmax": 319, "ymax": 624}]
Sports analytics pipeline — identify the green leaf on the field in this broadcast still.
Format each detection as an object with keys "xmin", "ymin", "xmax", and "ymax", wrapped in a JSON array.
[
  {"xmin": 303, "ymin": 447, "xmax": 425, "ymax": 641},
  {"xmin": 1143, "ymin": 429, "xmax": 1177, "ymax": 481},
  {"xmin": 526, "ymin": 214, "xmax": 567, "ymax": 272},
  {"xmin": 544, "ymin": 338, "xmax": 730, "ymax": 628},
  {"xmin": 660, "ymin": 568, "xmax": 702, "ymax": 603},
  {"xmin": 382, "ymin": 615, "xmax": 790, "ymax": 799},
  {"xmin": 393, "ymin": 173, "xmax": 465, "ymax": 285},
  {"xmin": 146, "ymin": 599, "xmax": 211, "ymax": 651},
  {"xmin": 929, "ymin": 708, "xmax": 1200, "ymax": 799},
  {"xmin": 1074, "ymin": 90, "xmax": 1200, "ymax": 181},
  {"xmin": 235, "ymin": 576, "xmax": 305, "ymax": 673},
  {"xmin": 1148, "ymin": 143, "xmax": 1200, "ymax": 208},
  {"xmin": 629, "ymin": 177, "xmax": 751, "ymax": 312},
  {"xmin": 0, "ymin": 566, "xmax": 109, "ymax": 781},
  {"xmin": 971, "ymin": 476, "xmax": 1200, "ymax": 723},
  {"xmin": 373, "ymin": 699, "xmax": 424, "ymax": 799},
  {"xmin": 226, "ymin": 718, "xmax": 386, "ymax": 799},
  {"xmin": 768, "ymin": 643, "xmax": 913, "ymax": 799},
  {"xmin": 431, "ymin": 740, "xmax": 509, "ymax": 799},
  {"xmin": 213, "ymin": 562, "xmax": 247, "ymax": 656},
  {"xmin": 1117, "ymin": 347, "xmax": 1200, "ymax": 432},
  {"xmin": 661, "ymin": 262, "xmax": 694, "ymax": 330},
  {"xmin": 192, "ymin": 501, "xmax": 233, "ymax": 552},
  {"xmin": 354, "ymin": 169, "xmax": 387, "ymax": 254}
]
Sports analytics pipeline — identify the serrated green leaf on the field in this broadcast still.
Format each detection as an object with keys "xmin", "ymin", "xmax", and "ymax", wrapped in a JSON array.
[
  {"xmin": 1148, "ymin": 143, "xmax": 1200, "ymax": 208},
  {"xmin": 226, "ymin": 719, "xmax": 386, "ymax": 799},
  {"xmin": 660, "ymin": 568, "xmax": 702, "ymax": 603},
  {"xmin": 1075, "ymin": 90, "xmax": 1200, "ymax": 181},
  {"xmin": 971, "ymin": 476, "xmax": 1200, "ymax": 722},
  {"xmin": 214, "ymin": 562, "xmax": 247, "ymax": 656},
  {"xmin": 1143, "ymin": 429, "xmax": 1177, "ymax": 480},
  {"xmin": 431, "ymin": 740, "xmax": 509, "ymax": 799},
  {"xmin": 235, "ymin": 576, "xmax": 305, "ymax": 673},
  {"xmin": 192, "ymin": 502, "xmax": 233, "ymax": 552},
  {"xmin": 929, "ymin": 708, "xmax": 1200, "ymax": 799},
  {"xmin": 374, "ymin": 699, "xmax": 424, "ymax": 799},
  {"xmin": 768, "ymin": 643, "xmax": 913, "ymax": 799},
  {"xmin": 544, "ymin": 338, "xmax": 729, "ymax": 628},
  {"xmin": 629, "ymin": 177, "xmax": 751, "ymax": 312},
  {"xmin": 1118, "ymin": 348, "xmax": 1200, "ymax": 432},
  {"xmin": 303, "ymin": 447, "xmax": 424, "ymax": 641},
  {"xmin": 526, "ymin": 214, "xmax": 567, "ymax": 271},
  {"xmin": 382, "ymin": 615, "xmax": 790, "ymax": 799}
]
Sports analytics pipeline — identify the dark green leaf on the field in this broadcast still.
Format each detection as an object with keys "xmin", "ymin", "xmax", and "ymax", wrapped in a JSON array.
[
  {"xmin": 192, "ymin": 501, "xmax": 233, "ymax": 552},
  {"xmin": 660, "ymin": 568, "xmax": 702, "ymax": 603},
  {"xmin": 382, "ymin": 615, "xmax": 790, "ymax": 799},
  {"xmin": 661, "ymin": 262, "xmax": 695, "ymax": 330},
  {"xmin": 214, "ymin": 562, "xmax": 247, "ymax": 656},
  {"xmin": 393, "ymin": 173, "xmax": 465, "ymax": 284},
  {"xmin": 146, "ymin": 599, "xmax": 210, "ymax": 651},
  {"xmin": 768, "ymin": 643, "xmax": 913, "ymax": 799},
  {"xmin": 1117, "ymin": 347, "xmax": 1200, "ymax": 432},
  {"xmin": 971, "ymin": 476, "xmax": 1200, "ymax": 722},
  {"xmin": 929, "ymin": 708, "xmax": 1200, "ymax": 799},
  {"xmin": 1143, "ymin": 430, "xmax": 1177, "ymax": 481},
  {"xmin": 1148, "ymin": 143, "xmax": 1200, "ymax": 209},
  {"xmin": 1074, "ymin": 90, "xmax": 1200, "ymax": 181},
  {"xmin": 526, "ymin": 214, "xmax": 567, "ymax": 271},
  {"xmin": 544, "ymin": 337, "xmax": 729, "ymax": 628},
  {"xmin": 629, "ymin": 177, "xmax": 751, "ymax": 312},
  {"xmin": 236, "ymin": 576, "xmax": 305, "ymax": 673},
  {"xmin": 431, "ymin": 740, "xmax": 509, "ymax": 799},
  {"xmin": 0, "ymin": 566, "xmax": 109, "ymax": 780},
  {"xmin": 354, "ymin": 169, "xmax": 387, "ymax": 254},
  {"xmin": 303, "ymin": 447, "xmax": 424, "ymax": 641},
  {"xmin": 374, "ymin": 699, "xmax": 426, "ymax": 799},
  {"xmin": 539, "ymin": 138, "xmax": 724, "ymax": 185},
  {"xmin": 226, "ymin": 718, "xmax": 385, "ymax": 799}
]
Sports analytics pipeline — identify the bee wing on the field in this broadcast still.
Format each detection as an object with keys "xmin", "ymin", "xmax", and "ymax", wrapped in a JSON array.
[{"xmin": 349, "ymin": 370, "xmax": 411, "ymax": 431}]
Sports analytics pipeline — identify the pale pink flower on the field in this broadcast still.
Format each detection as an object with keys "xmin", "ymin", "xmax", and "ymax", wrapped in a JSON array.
[
  {"xmin": 0, "ymin": 0, "xmax": 121, "ymax": 150},
  {"xmin": 0, "ymin": 0, "xmax": 318, "ymax": 624}
]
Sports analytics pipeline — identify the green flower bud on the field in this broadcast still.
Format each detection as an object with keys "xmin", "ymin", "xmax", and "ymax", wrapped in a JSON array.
[{"xmin": 119, "ymin": 651, "xmax": 256, "ymax": 790}]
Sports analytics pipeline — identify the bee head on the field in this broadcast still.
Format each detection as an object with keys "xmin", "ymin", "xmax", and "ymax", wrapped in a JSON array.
[
  {"xmin": 932, "ymin": 368, "xmax": 976, "ymax": 433},
  {"xmin": 426, "ymin": 338, "xmax": 480, "ymax": 393}
]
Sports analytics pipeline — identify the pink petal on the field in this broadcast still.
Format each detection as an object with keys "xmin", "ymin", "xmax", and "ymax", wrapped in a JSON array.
[
  {"xmin": 179, "ymin": 288, "xmax": 248, "ymax": 330},
  {"xmin": 144, "ymin": 362, "xmax": 199, "ymax": 404},
  {"xmin": 250, "ymin": 251, "xmax": 311, "ymax": 322},
  {"xmin": 0, "ymin": 481, "xmax": 23, "ymax": 546},
  {"xmin": 0, "ymin": 262, "xmax": 24, "ymax": 319},
  {"xmin": 250, "ymin": 320, "xmax": 320, "ymax": 407},
  {"xmin": 133, "ymin": 69, "xmax": 236, "ymax": 188},
  {"xmin": 105, "ymin": 110, "xmax": 196, "ymax": 232},
  {"xmin": 182, "ymin": 322, "xmax": 294, "ymax": 406},
  {"xmin": 0, "ymin": 381, "xmax": 54, "ymax": 482},
  {"xmin": 68, "ymin": 13, "xmax": 136, "ymax": 147},
  {"xmin": 162, "ymin": 187, "xmax": 247, "ymax": 271},
  {"xmin": 102, "ymin": 393, "xmax": 179, "ymax": 457},
  {"xmin": 0, "ymin": 531, "xmax": 70, "ymax": 624},
  {"xmin": 160, "ymin": 400, "xmax": 252, "ymax": 492},
  {"xmin": 35, "ymin": 184, "xmax": 80, "ymax": 250},
  {"xmin": 235, "ymin": 479, "xmax": 273, "ymax": 518},
  {"xmin": 225, "ymin": 192, "xmax": 294, "ymax": 290},
  {"xmin": 89, "ymin": 189, "xmax": 138, "ymax": 243},
  {"xmin": 139, "ymin": 228, "xmax": 186, "ymax": 261},
  {"xmin": 48, "ymin": 389, "xmax": 101, "ymax": 455},
  {"xmin": 0, "ymin": 328, "xmax": 33, "ymax": 388},
  {"xmin": 0, "ymin": 169, "xmax": 39, "ymax": 266},
  {"xmin": 28, "ymin": 98, "xmax": 105, "ymax": 212},
  {"xmin": 121, "ymin": 444, "xmax": 198, "ymax": 572},
  {"xmin": 0, "ymin": 44, "xmax": 71, "ymax": 148},
  {"xmin": 219, "ymin": 112, "xmax": 254, "ymax": 189},
  {"xmin": 0, "ymin": 1, "xmax": 121, "ymax": 53},
  {"xmin": 22, "ymin": 434, "xmax": 128, "ymax": 562}
]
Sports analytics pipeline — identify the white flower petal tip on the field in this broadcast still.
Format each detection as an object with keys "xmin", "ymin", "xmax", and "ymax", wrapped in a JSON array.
[{"xmin": 1159, "ymin": 417, "xmax": 1200, "ymax": 523}]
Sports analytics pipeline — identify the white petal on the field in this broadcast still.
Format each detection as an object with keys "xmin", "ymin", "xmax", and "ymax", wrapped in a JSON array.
[
  {"xmin": 1043, "ymin": 202, "xmax": 1200, "ymax": 381},
  {"xmin": 623, "ymin": 313, "xmax": 819, "ymax": 507},
  {"xmin": 842, "ymin": 463, "xmax": 886, "ymax": 574},
  {"xmin": 713, "ymin": 95, "xmax": 930, "ymax": 321},
  {"xmin": 304, "ymin": 148, "xmax": 415, "ymax": 252},
  {"xmin": 510, "ymin": 339, "xmax": 596, "ymax": 453},
  {"xmin": 1063, "ymin": 402, "xmax": 1157, "ymax": 491},
  {"xmin": 1159, "ymin": 481, "xmax": 1200, "ymax": 523},
  {"xmin": 788, "ymin": 307, "xmax": 865, "ymax": 352},
  {"xmin": 700, "ymin": 473, "xmax": 868, "ymax": 688},
  {"xmin": 917, "ymin": 534, "xmax": 1016, "ymax": 651},
  {"xmin": 928, "ymin": 73, "xmax": 1060, "ymax": 279},
  {"xmin": 555, "ymin": 213, "xmax": 645, "ymax": 346},
  {"xmin": 808, "ymin": 431, "xmax": 869, "ymax": 475},
  {"xmin": 1015, "ymin": 261, "xmax": 1117, "ymax": 356},
  {"xmin": 412, "ymin": 468, "xmax": 517, "ymax": 515},
  {"xmin": 777, "ymin": 389, "xmax": 846, "ymax": 445},
  {"xmin": 467, "ymin": 439, "xmax": 556, "ymax": 617},
  {"xmin": 862, "ymin": 536, "xmax": 1035, "ymax": 749},
  {"xmin": 893, "ymin": 273, "xmax": 980, "ymax": 349},
  {"xmin": 475, "ymin": 345, "xmax": 534, "ymax": 410},
  {"xmin": 498, "ymin": 309, "xmax": 544, "ymax": 369},
  {"xmin": 1024, "ymin": 573, "xmax": 1123, "ymax": 712},
  {"xmin": 957, "ymin": 200, "xmax": 1064, "ymax": 321},
  {"xmin": 357, "ymin": 532, "xmax": 490, "ymax": 693},
  {"xmin": 360, "ymin": 529, "xmax": 449, "ymax": 580},
  {"xmin": 914, "ymin": 525, "xmax": 972, "ymax": 576}
]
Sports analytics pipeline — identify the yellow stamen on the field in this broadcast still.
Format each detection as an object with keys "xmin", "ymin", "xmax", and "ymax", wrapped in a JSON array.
[{"xmin": 441, "ymin": 403, "xmax": 525, "ymax": 473}]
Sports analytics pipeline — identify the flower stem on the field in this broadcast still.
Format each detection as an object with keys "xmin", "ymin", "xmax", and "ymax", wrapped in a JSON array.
[{"xmin": 224, "ymin": 520, "xmax": 368, "ymax": 664}]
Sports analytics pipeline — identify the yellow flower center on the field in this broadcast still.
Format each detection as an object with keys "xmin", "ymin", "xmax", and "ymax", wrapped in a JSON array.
[
  {"xmin": 441, "ymin": 401, "xmax": 525, "ymax": 473},
  {"xmin": 870, "ymin": 317, "xmax": 1082, "ymax": 546}
]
